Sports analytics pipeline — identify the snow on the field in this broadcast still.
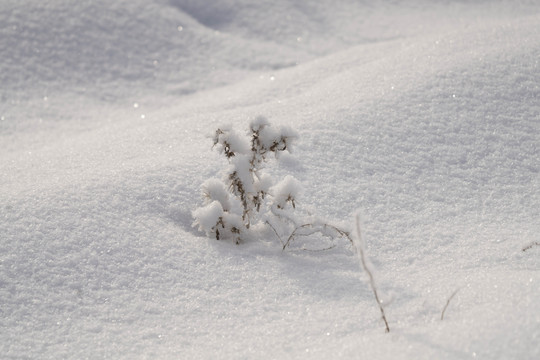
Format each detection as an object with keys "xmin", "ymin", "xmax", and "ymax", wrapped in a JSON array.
[
  {"xmin": 192, "ymin": 200, "xmax": 224, "ymax": 236},
  {"xmin": 1, "ymin": 0, "xmax": 539, "ymax": 359},
  {"xmin": 200, "ymin": 178, "xmax": 231, "ymax": 211},
  {"xmin": 270, "ymin": 175, "xmax": 302, "ymax": 210}
]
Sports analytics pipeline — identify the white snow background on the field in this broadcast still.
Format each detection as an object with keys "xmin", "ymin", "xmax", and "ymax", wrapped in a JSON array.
[{"xmin": 1, "ymin": 0, "xmax": 539, "ymax": 358}]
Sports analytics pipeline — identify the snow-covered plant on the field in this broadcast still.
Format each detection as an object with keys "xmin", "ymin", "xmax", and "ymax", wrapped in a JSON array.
[
  {"xmin": 193, "ymin": 116, "xmax": 355, "ymax": 250},
  {"xmin": 192, "ymin": 116, "xmax": 301, "ymax": 244}
]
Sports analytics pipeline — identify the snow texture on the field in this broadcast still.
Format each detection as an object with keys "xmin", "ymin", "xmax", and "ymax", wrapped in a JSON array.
[{"xmin": 1, "ymin": 0, "xmax": 539, "ymax": 359}]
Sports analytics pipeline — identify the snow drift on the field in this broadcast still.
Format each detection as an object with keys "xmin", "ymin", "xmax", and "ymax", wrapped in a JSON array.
[{"xmin": 1, "ymin": 0, "xmax": 539, "ymax": 359}]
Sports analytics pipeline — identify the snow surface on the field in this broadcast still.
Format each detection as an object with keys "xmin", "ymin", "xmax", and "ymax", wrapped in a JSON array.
[{"xmin": 1, "ymin": 0, "xmax": 539, "ymax": 358}]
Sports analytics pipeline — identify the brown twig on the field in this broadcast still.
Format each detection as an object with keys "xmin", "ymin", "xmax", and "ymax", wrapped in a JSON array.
[
  {"xmin": 265, "ymin": 220, "xmax": 284, "ymax": 247},
  {"xmin": 355, "ymin": 215, "xmax": 390, "ymax": 333},
  {"xmin": 522, "ymin": 242, "xmax": 540, "ymax": 252},
  {"xmin": 441, "ymin": 289, "xmax": 460, "ymax": 320},
  {"xmin": 282, "ymin": 223, "xmax": 352, "ymax": 251}
]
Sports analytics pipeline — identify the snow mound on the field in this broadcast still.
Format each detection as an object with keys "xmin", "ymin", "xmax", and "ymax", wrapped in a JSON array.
[{"xmin": 1, "ymin": 1, "xmax": 539, "ymax": 359}]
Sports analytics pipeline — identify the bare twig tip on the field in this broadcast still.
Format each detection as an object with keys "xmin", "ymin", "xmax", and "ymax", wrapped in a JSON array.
[{"xmin": 441, "ymin": 289, "xmax": 460, "ymax": 321}]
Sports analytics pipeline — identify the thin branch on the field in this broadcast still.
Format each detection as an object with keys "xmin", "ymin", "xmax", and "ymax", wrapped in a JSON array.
[
  {"xmin": 283, "ymin": 224, "xmax": 316, "ymax": 250},
  {"xmin": 522, "ymin": 241, "xmax": 540, "ymax": 252},
  {"xmin": 441, "ymin": 289, "xmax": 460, "ymax": 320},
  {"xmin": 355, "ymin": 215, "xmax": 390, "ymax": 333},
  {"xmin": 282, "ymin": 223, "xmax": 352, "ymax": 251},
  {"xmin": 265, "ymin": 220, "xmax": 284, "ymax": 247}
]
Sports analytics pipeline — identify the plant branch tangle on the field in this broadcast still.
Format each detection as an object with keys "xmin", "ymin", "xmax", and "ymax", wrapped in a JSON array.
[{"xmin": 193, "ymin": 119, "xmax": 390, "ymax": 333}]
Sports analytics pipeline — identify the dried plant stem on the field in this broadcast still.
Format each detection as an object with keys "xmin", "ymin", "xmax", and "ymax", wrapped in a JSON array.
[
  {"xmin": 282, "ymin": 223, "xmax": 352, "ymax": 251},
  {"xmin": 355, "ymin": 215, "xmax": 390, "ymax": 333},
  {"xmin": 441, "ymin": 289, "xmax": 460, "ymax": 320},
  {"xmin": 522, "ymin": 242, "xmax": 540, "ymax": 252},
  {"xmin": 265, "ymin": 220, "xmax": 284, "ymax": 247}
]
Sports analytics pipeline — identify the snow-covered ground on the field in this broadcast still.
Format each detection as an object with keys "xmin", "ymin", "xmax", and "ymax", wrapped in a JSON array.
[{"xmin": 1, "ymin": 1, "xmax": 539, "ymax": 358}]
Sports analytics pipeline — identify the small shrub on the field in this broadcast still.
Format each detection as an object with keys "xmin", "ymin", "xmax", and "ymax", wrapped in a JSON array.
[
  {"xmin": 192, "ymin": 117, "xmax": 301, "ymax": 244},
  {"xmin": 192, "ymin": 117, "xmax": 352, "ymax": 249}
]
